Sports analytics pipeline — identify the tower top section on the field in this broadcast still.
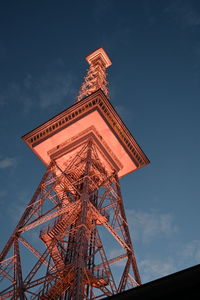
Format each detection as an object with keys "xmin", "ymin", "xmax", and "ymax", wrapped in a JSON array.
[
  {"xmin": 22, "ymin": 48, "xmax": 149, "ymax": 178},
  {"xmin": 85, "ymin": 47, "xmax": 112, "ymax": 68},
  {"xmin": 76, "ymin": 48, "xmax": 112, "ymax": 102}
]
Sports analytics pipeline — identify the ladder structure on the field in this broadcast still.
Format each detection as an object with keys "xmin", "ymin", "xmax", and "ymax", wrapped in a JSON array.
[{"xmin": 0, "ymin": 48, "xmax": 149, "ymax": 299}]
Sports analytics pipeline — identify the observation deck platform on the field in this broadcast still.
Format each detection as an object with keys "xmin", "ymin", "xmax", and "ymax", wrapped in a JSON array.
[{"xmin": 22, "ymin": 89, "xmax": 149, "ymax": 178}]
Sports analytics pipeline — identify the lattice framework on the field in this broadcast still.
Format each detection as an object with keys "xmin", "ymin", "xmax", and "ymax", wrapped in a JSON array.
[{"xmin": 0, "ymin": 139, "xmax": 140, "ymax": 299}]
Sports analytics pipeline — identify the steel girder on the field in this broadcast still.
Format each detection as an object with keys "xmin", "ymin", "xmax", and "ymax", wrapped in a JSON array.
[{"xmin": 0, "ymin": 139, "xmax": 140, "ymax": 299}]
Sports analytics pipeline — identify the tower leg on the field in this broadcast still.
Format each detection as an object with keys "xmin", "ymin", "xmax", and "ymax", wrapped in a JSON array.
[
  {"xmin": 13, "ymin": 238, "xmax": 25, "ymax": 300},
  {"xmin": 114, "ymin": 174, "xmax": 141, "ymax": 287},
  {"xmin": 0, "ymin": 139, "xmax": 141, "ymax": 299},
  {"xmin": 72, "ymin": 140, "xmax": 92, "ymax": 299}
]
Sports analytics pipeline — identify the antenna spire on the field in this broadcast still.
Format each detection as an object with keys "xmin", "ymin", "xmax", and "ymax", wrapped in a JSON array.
[{"xmin": 76, "ymin": 47, "xmax": 112, "ymax": 102}]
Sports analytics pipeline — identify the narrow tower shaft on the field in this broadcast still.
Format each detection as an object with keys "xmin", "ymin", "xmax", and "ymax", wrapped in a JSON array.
[{"xmin": 76, "ymin": 48, "xmax": 111, "ymax": 102}]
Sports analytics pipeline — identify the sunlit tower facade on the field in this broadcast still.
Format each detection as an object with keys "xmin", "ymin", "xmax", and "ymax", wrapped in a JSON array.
[{"xmin": 0, "ymin": 48, "xmax": 149, "ymax": 299}]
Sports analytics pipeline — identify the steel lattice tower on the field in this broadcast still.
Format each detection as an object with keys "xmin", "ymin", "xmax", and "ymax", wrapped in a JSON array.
[{"xmin": 0, "ymin": 48, "xmax": 149, "ymax": 299}]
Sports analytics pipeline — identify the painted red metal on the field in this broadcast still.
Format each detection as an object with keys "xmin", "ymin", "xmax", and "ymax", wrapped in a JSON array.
[
  {"xmin": 77, "ymin": 48, "xmax": 111, "ymax": 102},
  {"xmin": 0, "ymin": 48, "xmax": 149, "ymax": 299}
]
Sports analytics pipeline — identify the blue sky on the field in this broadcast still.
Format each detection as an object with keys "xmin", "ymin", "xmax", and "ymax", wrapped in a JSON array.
[{"xmin": 0, "ymin": 0, "xmax": 200, "ymax": 284}]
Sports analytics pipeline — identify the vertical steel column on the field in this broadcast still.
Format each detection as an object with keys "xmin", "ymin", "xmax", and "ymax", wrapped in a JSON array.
[
  {"xmin": 13, "ymin": 238, "xmax": 25, "ymax": 300},
  {"xmin": 114, "ymin": 174, "xmax": 141, "ymax": 286},
  {"xmin": 72, "ymin": 140, "xmax": 93, "ymax": 299}
]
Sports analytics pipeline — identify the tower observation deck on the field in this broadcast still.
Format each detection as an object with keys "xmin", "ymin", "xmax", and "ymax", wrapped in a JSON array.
[{"xmin": 0, "ymin": 48, "xmax": 149, "ymax": 299}]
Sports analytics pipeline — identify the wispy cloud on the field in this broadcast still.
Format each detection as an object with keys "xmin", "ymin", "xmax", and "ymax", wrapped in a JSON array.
[
  {"xmin": 7, "ymin": 189, "xmax": 30, "ymax": 224},
  {"xmin": 164, "ymin": 0, "xmax": 200, "ymax": 29},
  {"xmin": 115, "ymin": 105, "xmax": 133, "ymax": 122},
  {"xmin": 92, "ymin": 0, "xmax": 132, "ymax": 53},
  {"xmin": 36, "ymin": 70, "xmax": 74, "ymax": 108},
  {"xmin": 0, "ymin": 191, "xmax": 7, "ymax": 218},
  {"xmin": 0, "ymin": 80, "xmax": 33, "ymax": 113},
  {"xmin": 127, "ymin": 209, "xmax": 178, "ymax": 243},
  {"xmin": 0, "ymin": 41, "xmax": 6, "ymax": 61},
  {"xmin": 139, "ymin": 258, "xmax": 175, "ymax": 282},
  {"xmin": 108, "ymin": 248, "xmax": 126, "ymax": 267},
  {"xmin": 0, "ymin": 59, "xmax": 75, "ymax": 114},
  {"xmin": 0, "ymin": 190, "xmax": 7, "ymax": 198},
  {"xmin": 181, "ymin": 240, "xmax": 200, "ymax": 264},
  {"xmin": 0, "ymin": 157, "xmax": 17, "ymax": 169},
  {"xmin": 139, "ymin": 238, "xmax": 200, "ymax": 283},
  {"xmin": 93, "ymin": 0, "xmax": 113, "ymax": 24}
]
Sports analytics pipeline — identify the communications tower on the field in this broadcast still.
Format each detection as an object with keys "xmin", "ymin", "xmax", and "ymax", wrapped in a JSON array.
[{"xmin": 0, "ymin": 48, "xmax": 149, "ymax": 299}]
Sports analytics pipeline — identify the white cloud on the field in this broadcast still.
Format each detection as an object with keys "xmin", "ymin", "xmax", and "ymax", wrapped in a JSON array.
[
  {"xmin": 108, "ymin": 248, "xmax": 126, "ymax": 267},
  {"xmin": 0, "ymin": 191, "xmax": 7, "ymax": 218},
  {"xmin": 0, "ymin": 81, "xmax": 33, "ymax": 113},
  {"xmin": 0, "ymin": 59, "xmax": 75, "ymax": 114},
  {"xmin": 139, "ymin": 239, "xmax": 200, "ymax": 283},
  {"xmin": 23, "ymin": 73, "xmax": 32, "ymax": 89},
  {"xmin": 127, "ymin": 209, "xmax": 178, "ymax": 243},
  {"xmin": 36, "ymin": 71, "xmax": 73, "ymax": 108},
  {"xmin": 181, "ymin": 240, "xmax": 200, "ymax": 264},
  {"xmin": 0, "ymin": 157, "xmax": 17, "ymax": 169},
  {"xmin": 164, "ymin": 1, "xmax": 200, "ymax": 29},
  {"xmin": 139, "ymin": 258, "xmax": 175, "ymax": 283},
  {"xmin": 0, "ymin": 41, "xmax": 6, "ymax": 61},
  {"xmin": 8, "ymin": 189, "xmax": 30, "ymax": 223},
  {"xmin": 0, "ymin": 95, "xmax": 5, "ymax": 106},
  {"xmin": 115, "ymin": 105, "xmax": 133, "ymax": 122},
  {"xmin": 93, "ymin": 0, "xmax": 113, "ymax": 24},
  {"xmin": 0, "ymin": 190, "xmax": 7, "ymax": 198}
]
